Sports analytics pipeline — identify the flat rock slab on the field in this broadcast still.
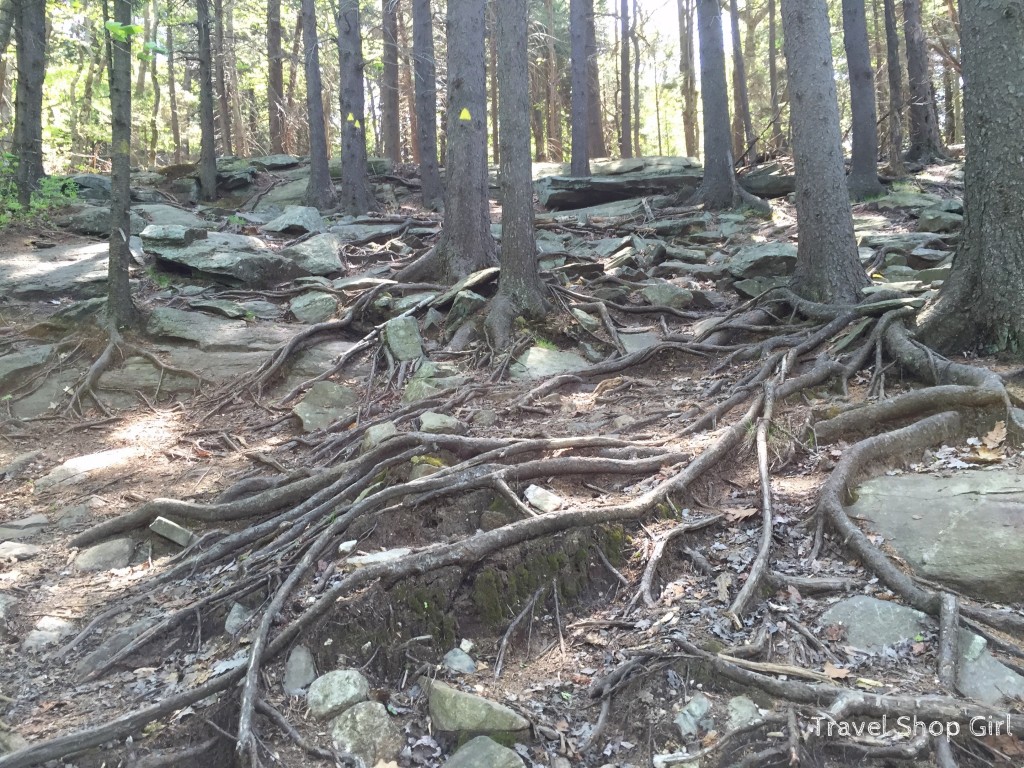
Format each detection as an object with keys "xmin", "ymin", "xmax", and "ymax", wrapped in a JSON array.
[
  {"xmin": 426, "ymin": 679, "xmax": 529, "ymax": 735},
  {"xmin": 134, "ymin": 204, "xmax": 217, "ymax": 230},
  {"xmin": 75, "ymin": 537, "xmax": 134, "ymax": 571},
  {"xmin": 0, "ymin": 241, "xmax": 110, "ymax": 300},
  {"xmin": 22, "ymin": 616, "xmax": 75, "ymax": 652},
  {"xmin": 849, "ymin": 469, "xmax": 1024, "ymax": 602},
  {"xmin": 443, "ymin": 736, "xmax": 524, "ymax": 768},
  {"xmin": 510, "ymin": 346, "xmax": 590, "ymax": 380},
  {"xmin": 36, "ymin": 447, "xmax": 143, "ymax": 491},
  {"xmin": 262, "ymin": 205, "xmax": 327, "ymax": 235},
  {"xmin": 150, "ymin": 232, "xmax": 307, "ymax": 287},
  {"xmin": 292, "ymin": 382, "xmax": 359, "ymax": 432},
  {"xmin": 0, "ymin": 513, "xmax": 48, "ymax": 542},
  {"xmin": 0, "ymin": 345, "xmax": 55, "ymax": 390},
  {"xmin": 0, "ymin": 541, "xmax": 42, "ymax": 560},
  {"xmin": 146, "ymin": 307, "xmax": 292, "ymax": 351},
  {"xmin": 281, "ymin": 233, "xmax": 345, "ymax": 275}
]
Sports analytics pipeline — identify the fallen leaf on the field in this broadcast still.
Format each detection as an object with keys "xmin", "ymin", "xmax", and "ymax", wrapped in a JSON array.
[
  {"xmin": 787, "ymin": 585, "xmax": 803, "ymax": 603},
  {"xmin": 855, "ymin": 677, "xmax": 885, "ymax": 689},
  {"xmin": 725, "ymin": 506, "xmax": 759, "ymax": 521},
  {"xmin": 983, "ymin": 733, "xmax": 1024, "ymax": 756},
  {"xmin": 911, "ymin": 642, "xmax": 928, "ymax": 655},
  {"xmin": 823, "ymin": 624, "xmax": 846, "ymax": 642},
  {"xmin": 983, "ymin": 421, "xmax": 1007, "ymax": 449},
  {"xmin": 823, "ymin": 662, "xmax": 850, "ymax": 680}
]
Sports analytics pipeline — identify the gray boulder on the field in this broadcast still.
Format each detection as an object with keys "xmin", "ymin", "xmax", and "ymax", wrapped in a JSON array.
[
  {"xmin": 443, "ymin": 736, "xmax": 525, "ymax": 768},
  {"xmin": 292, "ymin": 382, "xmax": 359, "ymax": 432},
  {"xmin": 328, "ymin": 701, "xmax": 403, "ymax": 766},
  {"xmin": 262, "ymin": 205, "xmax": 327, "ymax": 234},
  {"xmin": 510, "ymin": 346, "xmax": 590, "ymax": 380},
  {"xmin": 290, "ymin": 292, "xmax": 338, "ymax": 324},
  {"xmin": 442, "ymin": 648, "xmax": 477, "ymax": 675},
  {"xmin": 75, "ymin": 538, "xmax": 134, "ymax": 571},
  {"xmin": 674, "ymin": 692, "xmax": 712, "ymax": 740},
  {"xmin": 140, "ymin": 224, "xmax": 207, "ymax": 248},
  {"xmin": 134, "ymin": 204, "xmax": 215, "ymax": 230},
  {"xmin": 726, "ymin": 243, "xmax": 798, "ymax": 279},
  {"xmin": 22, "ymin": 616, "xmax": 75, "ymax": 652},
  {"xmin": 0, "ymin": 345, "xmax": 54, "ymax": 390},
  {"xmin": 152, "ymin": 232, "xmax": 307, "ymax": 287},
  {"xmin": 426, "ymin": 679, "xmax": 529, "ymax": 736},
  {"xmin": 281, "ymin": 233, "xmax": 345, "ymax": 275},
  {"xmin": 917, "ymin": 208, "xmax": 963, "ymax": 233},
  {"xmin": 383, "ymin": 316, "xmax": 424, "ymax": 361},
  {"xmin": 307, "ymin": 669, "xmax": 370, "ymax": 720},
  {"xmin": 640, "ymin": 281, "xmax": 693, "ymax": 309},
  {"xmin": 419, "ymin": 412, "xmax": 468, "ymax": 435},
  {"xmin": 60, "ymin": 204, "xmax": 146, "ymax": 236},
  {"xmin": 283, "ymin": 645, "xmax": 317, "ymax": 695}
]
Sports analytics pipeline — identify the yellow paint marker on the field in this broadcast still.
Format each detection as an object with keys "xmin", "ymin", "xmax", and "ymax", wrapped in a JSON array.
[
  {"xmin": 346, "ymin": 112, "xmax": 355, "ymax": 122},
  {"xmin": 459, "ymin": 108, "xmax": 472, "ymax": 121}
]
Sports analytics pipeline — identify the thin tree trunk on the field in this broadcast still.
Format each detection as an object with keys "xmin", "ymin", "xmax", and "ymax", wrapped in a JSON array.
[
  {"xmin": 618, "ymin": 0, "xmax": 632, "ymax": 158},
  {"xmin": 197, "ymin": 0, "xmax": 218, "ymax": 199},
  {"xmin": 0, "ymin": 0, "xmax": 14, "ymax": 55},
  {"xmin": 337, "ymin": 0, "xmax": 373, "ymax": 213},
  {"xmin": 226, "ymin": 0, "xmax": 246, "ymax": 156},
  {"xmin": 135, "ymin": 0, "xmax": 150, "ymax": 96},
  {"xmin": 213, "ymin": 0, "xmax": 233, "ymax": 155},
  {"xmin": 382, "ymin": 0, "xmax": 401, "ymax": 164},
  {"xmin": 488, "ymin": 1, "xmax": 499, "ymax": 165},
  {"xmin": 729, "ymin": 0, "xmax": 755, "ymax": 162},
  {"xmin": 942, "ymin": 62, "xmax": 956, "ymax": 144},
  {"xmin": 842, "ymin": 0, "xmax": 885, "ymax": 198},
  {"xmin": 411, "ymin": 0, "xmax": 441, "ymax": 209},
  {"xmin": 267, "ymin": 0, "xmax": 284, "ymax": 153},
  {"xmin": 767, "ymin": 0, "xmax": 783, "ymax": 152},
  {"xmin": 903, "ymin": 0, "xmax": 944, "ymax": 161},
  {"xmin": 167, "ymin": 24, "xmax": 182, "ymax": 163},
  {"xmin": 782, "ymin": 0, "xmax": 868, "ymax": 303},
  {"xmin": 300, "ymin": 0, "xmax": 336, "ymax": 209},
  {"xmin": 148, "ymin": 0, "xmax": 161, "ymax": 168},
  {"xmin": 883, "ymin": 0, "xmax": 905, "ymax": 174},
  {"xmin": 631, "ymin": 0, "xmax": 640, "ymax": 154},
  {"xmin": 13, "ymin": 0, "xmax": 46, "ymax": 206},
  {"xmin": 678, "ymin": 0, "xmax": 699, "ymax": 157},
  {"xmin": 544, "ymin": 0, "xmax": 563, "ymax": 161},
  {"xmin": 283, "ymin": 12, "xmax": 302, "ymax": 154},
  {"xmin": 569, "ymin": 0, "xmax": 590, "ymax": 175},
  {"xmin": 585, "ymin": 0, "xmax": 606, "ymax": 157},
  {"xmin": 73, "ymin": 18, "xmax": 101, "ymax": 157},
  {"xmin": 486, "ymin": 0, "xmax": 548, "ymax": 345},
  {"xmin": 397, "ymin": 4, "xmax": 419, "ymax": 163},
  {"xmin": 107, "ymin": 0, "xmax": 137, "ymax": 328}
]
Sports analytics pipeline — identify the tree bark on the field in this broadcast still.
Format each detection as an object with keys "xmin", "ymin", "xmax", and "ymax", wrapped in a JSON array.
[
  {"xmin": 197, "ymin": 0, "xmax": 218, "ymax": 198},
  {"xmin": 883, "ymin": 0, "xmax": 905, "ymax": 174},
  {"xmin": 544, "ymin": 0, "xmax": 564, "ymax": 161},
  {"xmin": 569, "ymin": 0, "xmax": 590, "ymax": 176},
  {"xmin": 903, "ymin": 0, "xmax": 944, "ymax": 161},
  {"xmin": 767, "ymin": 0, "xmax": 784, "ymax": 152},
  {"xmin": 918, "ymin": 0, "xmax": 1024, "ymax": 355},
  {"xmin": 12, "ymin": 0, "xmax": 46, "ymax": 207},
  {"xmin": 148, "ymin": 0, "xmax": 161, "ymax": 169},
  {"xmin": 398, "ymin": 4, "xmax": 418, "ymax": 163},
  {"xmin": 488, "ymin": 1, "xmax": 499, "ymax": 165},
  {"xmin": 225, "ymin": 0, "xmax": 246, "ymax": 156},
  {"xmin": 0, "ymin": 0, "xmax": 14, "ymax": 56},
  {"xmin": 781, "ymin": 0, "xmax": 868, "ymax": 303},
  {"xmin": 337, "ymin": 0, "xmax": 373, "ymax": 213},
  {"xmin": 842, "ymin": 0, "xmax": 885, "ymax": 199},
  {"xmin": 631, "ymin": 0, "xmax": 640, "ymax": 154},
  {"xmin": 618, "ymin": 0, "xmax": 632, "ymax": 158},
  {"xmin": 213, "ymin": 0, "xmax": 233, "ymax": 155},
  {"xmin": 283, "ymin": 12, "xmax": 302, "ymax": 154},
  {"xmin": 585, "ymin": 0, "xmax": 606, "ymax": 158},
  {"xmin": 677, "ymin": 0, "xmax": 699, "ymax": 158},
  {"xmin": 411, "ymin": 0, "xmax": 441, "ymax": 209},
  {"xmin": 106, "ymin": 0, "xmax": 137, "ymax": 329},
  {"xmin": 166, "ymin": 24, "xmax": 182, "ymax": 163},
  {"xmin": 267, "ymin": 0, "xmax": 284, "ymax": 153},
  {"xmin": 486, "ymin": 0, "xmax": 549, "ymax": 345},
  {"xmin": 729, "ymin": 0, "xmax": 756, "ymax": 163},
  {"xmin": 431, "ymin": 0, "xmax": 497, "ymax": 281},
  {"xmin": 302, "ymin": 1, "xmax": 339, "ymax": 209},
  {"xmin": 382, "ymin": 0, "xmax": 401, "ymax": 164}
]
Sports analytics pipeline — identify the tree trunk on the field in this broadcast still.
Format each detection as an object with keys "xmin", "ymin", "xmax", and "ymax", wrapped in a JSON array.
[
  {"xmin": 488, "ymin": 1, "xmax": 499, "ymax": 165},
  {"xmin": 618, "ymin": 0, "xmax": 632, "ymax": 158},
  {"xmin": 431, "ymin": 0, "xmax": 497, "ymax": 281},
  {"xmin": 903, "ymin": 0, "xmax": 944, "ymax": 161},
  {"xmin": 781, "ymin": 0, "xmax": 868, "ymax": 303},
  {"xmin": 918, "ymin": 0, "xmax": 1024, "ymax": 355},
  {"xmin": 197, "ymin": 0, "xmax": 218, "ymax": 199},
  {"xmin": 73, "ymin": 21, "xmax": 103, "ymax": 158},
  {"xmin": 678, "ymin": 0, "xmax": 699, "ymax": 158},
  {"xmin": 689, "ymin": 0, "xmax": 749, "ymax": 209},
  {"xmin": 767, "ymin": 0, "xmax": 784, "ymax": 152},
  {"xmin": 544, "ymin": 0, "xmax": 563, "ymax": 161},
  {"xmin": 729, "ymin": 0, "xmax": 755, "ymax": 163},
  {"xmin": 167, "ymin": 24, "xmax": 182, "ymax": 163},
  {"xmin": 135, "ymin": 0, "xmax": 150, "ymax": 96},
  {"xmin": 382, "ymin": 0, "xmax": 401, "ymax": 164},
  {"xmin": 106, "ymin": 0, "xmax": 137, "ymax": 328},
  {"xmin": 585, "ymin": 0, "xmax": 606, "ymax": 158},
  {"xmin": 569, "ymin": 0, "xmax": 590, "ymax": 176},
  {"xmin": 226, "ymin": 0, "xmax": 246, "ymax": 156},
  {"xmin": 486, "ymin": 0, "xmax": 548, "ymax": 345},
  {"xmin": 0, "ymin": 0, "xmax": 14, "ymax": 56},
  {"xmin": 942, "ymin": 62, "xmax": 957, "ymax": 144},
  {"xmin": 337, "ymin": 0, "xmax": 373, "ymax": 213},
  {"xmin": 882, "ymin": 0, "xmax": 905, "ymax": 174},
  {"xmin": 299, "ymin": 0, "xmax": 335, "ymax": 210},
  {"xmin": 267, "ymin": 0, "xmax": 284, "ymax": 153},
  {"xmin": 842, "ymin": 0, "xmax": 885, "ymax": 198},
  {"xmin": 148, "ymin": 0, "xmax": 161, "ymax": 169},
  {"xmin": 631, "ymin": 0, "xmax": 640, "ymax": 154},
  {"xmin": 411, "ymin": 0, "xmax": 441, "ymax": 209},
  {"xmin": 283, "ymin": 12, "xmax": 302, "ymax": 154},
  {"xmin": 398, "ymin": 5, "xmax": 419, "ymax": 163},
  {"xmin": 213, "ymin": 0, "xmax": 232, "ymax": 155},
  {"xmin": 13, "ymin": 0, "xmax": 46, "ymax": 207}
]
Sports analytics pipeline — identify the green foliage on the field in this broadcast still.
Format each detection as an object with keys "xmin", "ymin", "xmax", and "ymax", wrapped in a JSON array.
[
  {"xmin": 0, "ymin": 153, "xmax": 78, "ymax": 229},
  {"xmin": 104, "ymin": 21, "xmax": 143, "ymax": 42}
]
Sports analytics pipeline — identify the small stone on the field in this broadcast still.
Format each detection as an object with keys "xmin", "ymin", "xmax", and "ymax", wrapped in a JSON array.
[
  {"xmin": 140, "ymin": 224, "xmax": 207, "ymax": 247},
  {"xmin": 328, "ymin": 701, "xmax": 403, "ymax": 766},
  {"xmin": 225, "ymin": 602, "xmax": 255, "ymax": 635},
  {"xmin": 442, "ymin": 648, "xmax": 477, "ymax": 675},
  {"xmin": 446, "ymin": 290, "xmax": 487, "ymax": 329},
  {"xmin": 0, "ymin": 450, "xmax": 42, "ymax": 479},
  {"xmin": 292, "ymin": 381, "xmax": 360, "ymax": 433},
  {"xmin": 425, "ymin": 679, "xmax": 529, "ymax": 735},
  {"xmin": 726, "ymin": 696, "xmax": 761, "ymax": 730},
  {"xmin": 361, "ymin": 421, "xmax": 399, "ymax": 454},
  {"xmin": 347, "ymin": 548, "xmax": 412, "ymax": 567},
  {"xmin": 472, "ymin": 409, "xmax": 498, "ymax": 427},
  {"xmin": 75, "ymin": 538, "xmax": 133, "ymax": 571},
  {"xmin": 281, "ymin": 233, "xmax": 345, "ymax": 275},
  {"xmin": 307, "ymin": 669, "xmax": 370, "ymax": 720},
  {"xmin": 640, "ymin": 281, "xmax": 693, "ymax": 309},
  {"xmin": 419, "ymin": 412, "xmax": 467, "ymax": 435},
  {"xmin": 289, "ymin": 291, "xmax": 338, "ymax": 324},
  {"xmin": 442, "ymin": 736, "xmax": 525, "ymax": 768},
  {"xmin": 524, "ymin": 485, "xmax": 563, "ymax": 513},
  {"xmin": 149, "ymin": 517, "xmax": 196, "ymax": 548},
  {"xmin": 675, "ymin": 693, "xmax": 713, "ymax": 740},
  {"xmin": 383, "ymin": 315, "xmax": 424, "ymax": 361},
  {"xmin": 917, "ymin": 208, "xmax": 963, "ymax": 233},
  {"xmin": 22, "ymin": 616, "xmax": 75, "ymax": 652},
  {"xmin": 283, "ymin": 645, "xmax": 317, "ymax": 695},
  {"xmin": 0, "ymin": 513, "xmax": 48, "ymax": 542}
]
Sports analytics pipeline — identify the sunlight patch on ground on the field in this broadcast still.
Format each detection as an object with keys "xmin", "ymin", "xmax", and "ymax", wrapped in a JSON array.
[
  {"xmin": 8, "ymin": 242, "xmax": 108, "ymax": 280},
  {"xmin": 109, "ymin": 409, "xmax": 181, "ymax": 449}
]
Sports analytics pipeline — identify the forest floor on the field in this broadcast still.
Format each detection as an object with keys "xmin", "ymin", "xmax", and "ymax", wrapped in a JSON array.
[{"xmin": 1, "ymin": 159, "xmax": 1023, "ymax": 768}]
